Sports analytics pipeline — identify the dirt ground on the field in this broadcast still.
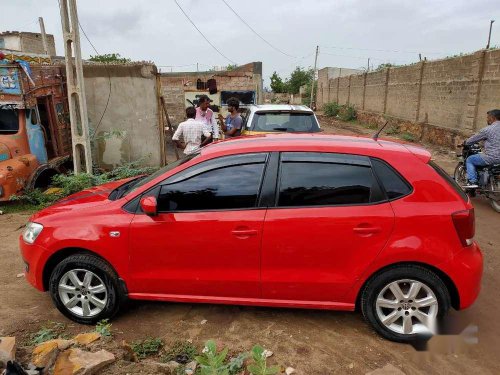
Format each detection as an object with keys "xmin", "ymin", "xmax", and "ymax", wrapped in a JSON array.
[{"xmin": 0, "ymin": 119, "xmax": 499, "ymax": 374}]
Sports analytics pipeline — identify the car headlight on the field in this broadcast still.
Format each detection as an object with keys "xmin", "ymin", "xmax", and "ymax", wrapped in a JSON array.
[{"xmin": 23, "ymin": 222, "xmax": 44, "ymax": 244}]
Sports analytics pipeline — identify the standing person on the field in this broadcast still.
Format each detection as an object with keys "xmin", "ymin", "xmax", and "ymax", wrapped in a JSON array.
[
  {"xmin": 172, "ymin": 107, "xmax": 211, "ymax": 155},
  {"xmin": 464, "ymin": 109, "xmax": 500, "ymax": 188},
  {"xmin": 195, "ymin": 95, "xmax": 219, "ymax": 143},
  {"xmin": 218, "ymin": 97, "xmax": 243, "ymax": 138}
]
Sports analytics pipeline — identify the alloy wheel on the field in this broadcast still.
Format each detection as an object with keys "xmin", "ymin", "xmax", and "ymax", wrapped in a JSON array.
[
  {"xmin": 375, "ymin": 279, "xmax": 438, "ymax": 335},
  {"xmin": 58, "ymin": 269, "xmax": 108, "ymax": 318}
]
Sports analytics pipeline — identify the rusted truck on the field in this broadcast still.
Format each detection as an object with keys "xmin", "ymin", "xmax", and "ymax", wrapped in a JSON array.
[{"xmin": 0, "ymin": 52, "xmax": 71, "ymax": 202}]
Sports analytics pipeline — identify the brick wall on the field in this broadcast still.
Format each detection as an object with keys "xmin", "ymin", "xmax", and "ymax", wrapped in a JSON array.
[
  {"xmin": 317, "ymin": 49, "xmax": 500, "ymax": 144},
  {"xmin": 160, "ymin": 62, "xmax": 263, "ymax": 125}
]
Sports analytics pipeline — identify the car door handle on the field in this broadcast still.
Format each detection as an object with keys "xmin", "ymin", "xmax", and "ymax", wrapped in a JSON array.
[
  {"xmin": 353, "ymin": 226, "xmax": 382, "ymax": 236},
  {"xmin": 231, "ymin": 228, "xmax": 259, "ymax": 238}
]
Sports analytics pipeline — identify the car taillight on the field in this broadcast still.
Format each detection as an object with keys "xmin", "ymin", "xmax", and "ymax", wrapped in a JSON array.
[{"xmin": 452, "ymin": 209, "xmax": 475, "ymax": 247}]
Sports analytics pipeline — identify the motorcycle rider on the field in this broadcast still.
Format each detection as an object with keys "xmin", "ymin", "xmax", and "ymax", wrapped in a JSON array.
[{"xmin": 464, "ymin": 109, "xmax": 500, "ymax": 188}]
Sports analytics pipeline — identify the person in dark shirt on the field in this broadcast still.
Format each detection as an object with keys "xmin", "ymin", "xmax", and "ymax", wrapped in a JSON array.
[
  {"xmin": 464, "ymin": 109, "xmax": 500, "ymax": 188},
  {"xmin": 219, "ymin": 97, "xmax": 243, "ymax": 138}
]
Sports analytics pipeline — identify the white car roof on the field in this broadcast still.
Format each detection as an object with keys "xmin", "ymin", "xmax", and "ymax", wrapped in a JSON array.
[{"xmin": 248, "ymin": 104, "xmax": 313, "ymax": 113}]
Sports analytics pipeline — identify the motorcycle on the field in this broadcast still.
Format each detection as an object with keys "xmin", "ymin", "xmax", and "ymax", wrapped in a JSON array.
[{"xmin": 454, "ymin": 142, "xmax": 500, "ymax": 213}]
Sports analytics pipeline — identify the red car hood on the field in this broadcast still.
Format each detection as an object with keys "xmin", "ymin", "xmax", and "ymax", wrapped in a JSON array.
[{"xmin": 30, "ymin": 178, "xmax": 134, "ymax": 220}]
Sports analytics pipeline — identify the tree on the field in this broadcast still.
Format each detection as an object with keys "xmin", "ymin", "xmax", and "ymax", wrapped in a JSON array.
[
  {"xmin": 375, "ymin": 63, "xmax": 397, "ymax": 71},
  {"xmin": 270, "ymin": 71, "xmax": 286, "ymax": 93},
  {"xmin": 285, "ymin": 67, "xmax": 314, "ymax": 94},
  {"xmin": 89, "ymin": 53, "xmax": 131, "ymax": 63},
  {"xmin": 226, "ymin": 64, "xmax": 238, "ymax": 71}
]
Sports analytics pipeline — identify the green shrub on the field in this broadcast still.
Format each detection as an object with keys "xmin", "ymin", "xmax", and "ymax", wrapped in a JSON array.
[
  {"xmin": 338, "ymin": 104, "xmax": 357, "ymax": 121},
  {"xmin": 247, "ymin": 345, "xmax": 279, "ymax": 375},
  {"xmin": 323, "ymin": 102, "xmax": 341, "ymax": 117},
  {"xmin": 401, "ymin": 132, "xmax": 416, "ymax": 142},
  {"xmin": 95, "ymin": 319, "xmax": 112, "ymax": 337},
  {"xmin": 10, "ymin": 160, "xmax": 158, "ymax": 209}
]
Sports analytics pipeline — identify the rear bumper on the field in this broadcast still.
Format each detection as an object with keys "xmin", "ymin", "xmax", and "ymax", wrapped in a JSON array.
[
  {"xmin": 443, "ymin": 242, "xmax": 483, "ymax": 310},
  {"xmin": 19, "ymin": 237, "xmax": 48, "ymax": 291}
]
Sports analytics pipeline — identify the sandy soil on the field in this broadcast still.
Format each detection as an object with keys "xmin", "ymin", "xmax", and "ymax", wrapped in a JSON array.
[{"xmin": 0, "ymin": 119, "xmax": 498, "ymax": 374}]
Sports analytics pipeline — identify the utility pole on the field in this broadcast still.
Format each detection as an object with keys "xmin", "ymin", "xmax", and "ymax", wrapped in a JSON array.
[
  {"xmin": 310, "ymin": 45, "xmax": 319, "ymax": 109},
  {"xmin": 367, "ymin": 58, "xmax": 370, "ymax": 72},
  {"xmin": 38, "ymin": 17, "xmax": 49, "ymax": 55},
  {"xmin": 59, "ymin": 0, "xmax": 93, "ymax": 174},
  {"xmin": 486, "ymin": 20, "xmax": 495, "ymax": 49}
]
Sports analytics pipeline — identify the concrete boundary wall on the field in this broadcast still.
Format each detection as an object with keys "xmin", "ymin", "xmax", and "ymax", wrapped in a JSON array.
[
  {"xmin": 317, "ymin": 49, "xmax": 500, "ymax": 145},
  {"xmin": 83, "ymin": 63, "xmax": 164, "ymax": 169}
]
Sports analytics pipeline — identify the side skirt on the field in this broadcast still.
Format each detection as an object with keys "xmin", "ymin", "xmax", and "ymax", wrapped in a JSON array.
[{"xmin": 128, "ymin": 293, "xmax": 355, "ymax": 311}]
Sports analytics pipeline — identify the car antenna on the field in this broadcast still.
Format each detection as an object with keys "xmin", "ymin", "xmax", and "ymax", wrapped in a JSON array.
[{"xmin": 372, "ymin": 121, "xmax": 389, "ymax": 141}]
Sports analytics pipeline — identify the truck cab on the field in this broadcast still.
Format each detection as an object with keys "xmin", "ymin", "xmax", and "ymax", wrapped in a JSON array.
[{"xmin": 0, "ymin": 56, "xmax": 71, "ymax": 201}]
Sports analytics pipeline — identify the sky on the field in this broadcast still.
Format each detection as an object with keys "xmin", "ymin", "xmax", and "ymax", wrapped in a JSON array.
[{"xmin": 3, "ymin": 0, "xmax": 500, "ymax": 87}]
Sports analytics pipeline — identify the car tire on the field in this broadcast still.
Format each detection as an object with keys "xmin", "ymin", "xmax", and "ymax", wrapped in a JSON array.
[
  {"xmin": 361, "ymin": 264, "xmax": 451, "ymax": 343},
  {"xmin": 49, "ymin": 254, "xmax": 122, "ymax": 325}
]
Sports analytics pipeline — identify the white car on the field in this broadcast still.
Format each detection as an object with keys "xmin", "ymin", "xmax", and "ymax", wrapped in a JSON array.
[{"xmin": 240, "ymin": 105, "xmax": 321, "ymax": 135}]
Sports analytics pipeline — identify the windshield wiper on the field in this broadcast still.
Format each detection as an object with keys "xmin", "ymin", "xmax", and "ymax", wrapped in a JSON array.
[{"xmin": 273, "ymin": 127, "xmax": 289, "ymax": 132}]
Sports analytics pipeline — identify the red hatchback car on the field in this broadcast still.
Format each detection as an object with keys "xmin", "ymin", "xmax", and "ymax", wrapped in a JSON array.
[{"xmin": 20, "ymin": 134, "xmax": 482, "ymax": 342}]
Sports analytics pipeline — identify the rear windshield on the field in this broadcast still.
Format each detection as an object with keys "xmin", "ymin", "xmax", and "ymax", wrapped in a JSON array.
[
  {"xmin": 0, "ymin": 108, "xmax": 19, "ymax": 134},
  {"xmin": 428, "ymin": 161, "xmax": 468, "ymax": 202},
  {"xmin": 250, "ymin": 112, "xmax": 320, "ymax": 133}
]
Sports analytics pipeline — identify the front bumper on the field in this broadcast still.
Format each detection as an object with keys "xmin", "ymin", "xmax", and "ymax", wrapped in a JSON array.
[{"xmin": 19, "ymin": 237, "xmax": 49, "ymax": 291}]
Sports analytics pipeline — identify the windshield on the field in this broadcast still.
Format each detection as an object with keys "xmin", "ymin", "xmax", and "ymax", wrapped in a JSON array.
[
  {"xmin": 0, "ymin": 108, "xmax": 19, "ymax": 134},
  {"xmin": 251, "ymin": 112, "xmax": 320, "ymax": 133},
  {"xmin": 122, "ymin": 152, "xmax": 200, "ymax": 197}
]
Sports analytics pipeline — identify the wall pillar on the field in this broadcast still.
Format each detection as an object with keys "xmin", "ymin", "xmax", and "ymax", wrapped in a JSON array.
[
  {"xmin": 465, "ymin": 50, "xmax": 487, "ymax": 132},
  {"xmin": 383, "ymin": 68, "xmax": 390, "ymax": 114},
  {"xmin": 415, "ymin": 61, "xmax": 425, "ymax": 122}
]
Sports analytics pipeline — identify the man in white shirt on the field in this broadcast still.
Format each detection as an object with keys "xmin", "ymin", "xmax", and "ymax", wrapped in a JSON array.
[{"xmin": 172, "ymin": 107, "xmax": 211, "ymax": 155}]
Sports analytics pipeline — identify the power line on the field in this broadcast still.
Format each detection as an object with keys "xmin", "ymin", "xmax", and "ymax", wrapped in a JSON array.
[
  {"xmin": 77, "ymin": 19, "xmax": 112, "ymax": 139},
  {"xmin": 320, "ymin": 45, "xmax": 443, "ymax": 55},
  {"xmin": 56, "ymin": 0, "xmax": 111, "ymax": 139},
  {"xmin": 174, "ymin": 0, "xmax": 237, "ymax": 65},
  {"xmin": 220, "ymin": 0, "xmax": 297, "ymax": 58},
  {"xmin": 320, "ymin": 51, "xmax": 408, "ymax": 63}
]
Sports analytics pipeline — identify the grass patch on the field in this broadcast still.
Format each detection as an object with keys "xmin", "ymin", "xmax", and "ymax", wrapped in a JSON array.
[
  {"xmin": 161, "ymin": 340, "xmax": 198, "ymax": 363},
  {"xmin": 401, "ymin": 132, "xmax": 416, "ymax": 142},
  {"xmin": 385, "ymin": 125, "xmax": 401, "ymax": 136},
  {"xmin": 95, "ymin": 319, "xmax": 112, "ymax": 337},
  {"xmin": 29, "ymin": 321, "xmax": 66, "ymax": 346},
  {"xmin": 132, "ymin": 337, "xmax": 164, "ymax": 359},
  {"xmin": 0, "ymin": 201, "xmax": 39, "ymax": 215}
]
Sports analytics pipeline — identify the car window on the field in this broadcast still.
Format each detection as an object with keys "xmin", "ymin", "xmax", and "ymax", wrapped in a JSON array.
[
  {"xmin": 157, "ymin": 163, "xmax": 265, "ymax": 212},
  {"xmin": 371, "ymin": 158, "xmax": 412, "ymax": 200},
  {"xmin": 278, "ymin": 161, "xmax": 377, "ymax": 207},
  {"xmin": 122, "ymin": 152, "xmax": 200, "ymax": 197},
  {"xmin": 251, "ymin": 112, "xmax": 320, "ymax": 133}
]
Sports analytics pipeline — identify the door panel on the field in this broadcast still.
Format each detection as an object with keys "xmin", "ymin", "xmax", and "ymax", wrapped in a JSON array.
[
  {"xmin": 261, "ymin": 204, "xmax": 394, "ymax": 302},
  {"xmin": 129, "ymin": 209, "xmax": 265, "ymax": 298},
  {"xmin": 261, "ymin": 153, "xmax": 394, "ymax": 303},
  {"xmin": 127, "ymin": 158, "xmax": 269, "ymax": 298}
]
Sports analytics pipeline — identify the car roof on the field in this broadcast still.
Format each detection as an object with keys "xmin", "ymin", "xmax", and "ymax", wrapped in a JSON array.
[
  {"xmin": 200, "ymin": 133, "xmax": 431, "ymax": 162},
  {"xmin": 248, "ymin": 104, "xmax": 313, "ymax": 113}
]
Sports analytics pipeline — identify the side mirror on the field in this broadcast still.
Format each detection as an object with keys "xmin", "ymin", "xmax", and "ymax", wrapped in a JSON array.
[{"xmin": 140, "ymin": 196, "xmax": 158, "ymax": 216}]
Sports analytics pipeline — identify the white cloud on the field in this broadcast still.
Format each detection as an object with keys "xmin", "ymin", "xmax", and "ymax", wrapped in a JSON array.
[{"xmin": 2, "ymin": 0, "xmax": 499, "ymax": 86}]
